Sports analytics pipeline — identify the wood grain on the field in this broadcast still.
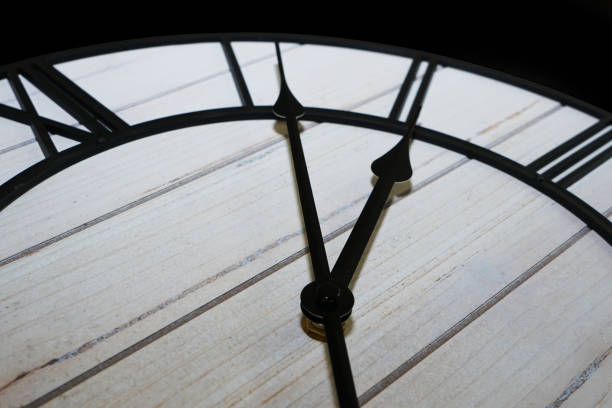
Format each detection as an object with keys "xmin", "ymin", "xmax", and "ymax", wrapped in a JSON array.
[
  {"xmin": 38, "ymin": 159, "xmax": 611, "ymax": 407},
  {"xmin": 366, "ymin": 224, "xmax": 612, "ymax": 408}
]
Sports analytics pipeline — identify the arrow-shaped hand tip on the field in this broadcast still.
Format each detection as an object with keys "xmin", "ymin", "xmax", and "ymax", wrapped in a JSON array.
[
  {"xmin": 371, "ymin": 137, "xmax": 413, "ymax": 182},
  {"xmin": 273, "ymin": 82, "xmax": 305, "ymax": 119}
]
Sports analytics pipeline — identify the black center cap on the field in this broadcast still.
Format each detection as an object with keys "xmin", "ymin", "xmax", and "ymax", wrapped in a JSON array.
[{"xmin": 300, "ymin": 281, "xmax": 354, "ymax": 324}]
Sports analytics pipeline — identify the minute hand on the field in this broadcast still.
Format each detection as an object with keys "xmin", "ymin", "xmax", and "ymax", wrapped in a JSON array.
[
  {"xmin": 331, "ymin": 61, "xmax": 437, "ymax": 287},
  {"xmin": 273, "ymin": 44, "xmax": 330, "ymax": 281}
]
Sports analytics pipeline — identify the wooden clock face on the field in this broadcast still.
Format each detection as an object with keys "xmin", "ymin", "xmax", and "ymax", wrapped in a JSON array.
[{"xmin": 0, "ymin": 34, "xmax": 610, "ymax": 407}]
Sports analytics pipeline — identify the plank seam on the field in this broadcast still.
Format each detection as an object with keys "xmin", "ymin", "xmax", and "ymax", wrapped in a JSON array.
[
  {"xmin": 0, "ymin": 135, "xmax": 283, "ymax": 267},
  {"xmin": 546, "ymin": 345, "xmax": 612, "ymax": 408},
  {"xmin": 0, "ymin": 138, "xmax": 36, "ymax": 155}
]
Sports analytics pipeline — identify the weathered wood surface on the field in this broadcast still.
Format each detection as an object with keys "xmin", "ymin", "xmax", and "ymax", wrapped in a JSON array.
[{"xmin": 0, "ymin": 42, "xmax": 610, "ymax": 407}]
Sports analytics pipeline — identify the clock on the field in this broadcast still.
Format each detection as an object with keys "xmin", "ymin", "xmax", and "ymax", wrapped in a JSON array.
[{"xmin": 0, "ymin": 33, "xmax": 610, "ymax": 407}]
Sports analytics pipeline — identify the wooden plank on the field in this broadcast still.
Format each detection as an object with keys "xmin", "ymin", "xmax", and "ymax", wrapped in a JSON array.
[
  {"xmin": 0, "ymin": 120, "xmax": 280, "ymax": 259},
  {"xmin": 19, "ymin": 76, "xmax": 80, "ymax": 126},
  {"xmin": 401, "ymin": 66, "xmax": 559, "ymax": 143},
  {"xmin": 0, "ymin": 142, "xmax": 43, "ymax": 186},
  {"xmin": 562, "ymin": 348, "xmax": 612, "ymax": 408},
  {"xmin": 492, "ymin": 106, "xmax": 598, "ymax": 166},
  {"xmin": 231, "ymin": 42, "xmax": 298, "ymax": 66},
  {"xmin": 367, "ymin": 225, "xmax": 612, "ymax": 408},
  {"xmin": 34, "ymin": 161, "xmax": 611, "ymax": 408},
  {"xmin": 491, "ymin": 106, "xmax": 611, "ymax": 212},
  {"xmin": 54, "ymin": 43, "xmax": 237, "ymax": 125},
  {"xmin": 569, "ymin": 158, "xmax": 612, "ymax": 213},
  {"xmin": 0, "ymin": 79, "xmax": 21, "ymax": 109},
  {"xmin": 2, "ymin": 101, "xmax": 608, "ymax": 406},
  {"xmin": 0, "ymin": 117, "xmax": 35, "ymax": 152}
]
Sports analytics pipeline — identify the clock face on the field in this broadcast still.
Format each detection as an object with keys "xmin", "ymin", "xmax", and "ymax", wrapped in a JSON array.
[{"xmin": 0, "ymin": 34, "xmax": 610, "ymax": 408}]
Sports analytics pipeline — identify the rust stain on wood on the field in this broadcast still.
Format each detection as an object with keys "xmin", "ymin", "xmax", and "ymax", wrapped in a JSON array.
[{"xmin": 477, "ymin": 99, "xmax": 541, "ymax": 136}]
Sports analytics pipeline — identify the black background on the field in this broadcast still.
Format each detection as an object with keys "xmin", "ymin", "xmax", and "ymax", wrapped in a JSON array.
[{"xmin": 1, "ymin": 1, "xmax": 610, "ymax": 112}]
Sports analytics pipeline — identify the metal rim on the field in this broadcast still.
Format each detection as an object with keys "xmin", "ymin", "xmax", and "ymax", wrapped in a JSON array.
[{"xmin": 0, "ymin": 33, "xmax": 610, "ymax": 245}]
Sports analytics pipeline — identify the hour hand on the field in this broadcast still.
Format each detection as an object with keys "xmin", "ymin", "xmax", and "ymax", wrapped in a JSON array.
[
  {"xmin": 329, "ymin": 134, "xmax": 412, "ymax": 287},
  {"xmin": 272, "ymin": 43, "xmax": 330, "ymax": 281},
  {"xmin": 330, "ymin": 61, "xmax": 437, "ymax": 287}
]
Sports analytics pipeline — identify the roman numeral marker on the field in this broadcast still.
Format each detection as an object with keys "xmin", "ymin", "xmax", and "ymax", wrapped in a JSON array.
[{"xmin": 528, "ymin": 117, "xmax": 612, "ymax": 187}]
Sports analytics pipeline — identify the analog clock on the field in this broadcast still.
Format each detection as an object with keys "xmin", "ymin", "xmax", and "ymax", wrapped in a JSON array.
[{"xmin": 0, "ymin": 34, "xmax": 610, "ymax": 407}]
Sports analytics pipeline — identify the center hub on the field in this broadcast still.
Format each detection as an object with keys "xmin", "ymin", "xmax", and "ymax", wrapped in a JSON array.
[{"xmin": 300, "ymin": 281, "xmax": 354, "ymax": 324}]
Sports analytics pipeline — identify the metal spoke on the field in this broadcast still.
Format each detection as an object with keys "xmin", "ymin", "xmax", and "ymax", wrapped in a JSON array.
[
  {"xmin": 0, "ymin": 103, "xmax": 90, "ymax": 143},
  {"xmin": 7, "ymin": 71, "xmax": 58, "ymax": 158},
  {"xmin": 221, "ymin": 39, "xmax": 253, "ymax": 107},
  {"xmin": 21, "ymin": 65, "xmax": 110, "ymax": 136},
  {"xmin": 388, "ymin": 56, "xmax": 422, "ymax": 121},
  {"xmin": 557, "ymin": 144, "xmax": 612, "ymax": 188},
  {"xmin": 35, "ymin": 63, "xmax": 129, "ymax": 132},
  {"xmin": 542, "ymin": 129, "xmax": 612, "ymax": 179},
  {"xmin": 528, "ymin": 118, "xmax": 611, "ymax": 171}
]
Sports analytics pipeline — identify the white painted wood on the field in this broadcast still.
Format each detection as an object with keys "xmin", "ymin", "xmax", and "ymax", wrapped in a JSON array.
[
  {"xmin": 367, "ymin": 226, "xmax": 612, "ymax": 408},
  {"xmin": 0, "ymin": 118, "xmax": 35, "ymax": 152},
  {"xmin": 401, "ymin": 66, "xmax": 559, "ymax": 142},
  {"xmin": 37, "ymin": 162, "xmax": 612, "ymax": 408},
  {"xmin": 0, "ymin": 63, "xmax": 556, "ymax": 260},
  {"xmin": 492, "ymin": 106, "xmax": 597, "ymax": 165},
  {"xmin": 0, "ymin": 41, "xmax": 610, "ymax": 408},
  {"xmin": 20, "ymin": 76, "xmax": 80, "ymax": 126},
  {"xmin": 0, "ymin": 79, "xmax": 20, "ymax": 108},
  {"xmin": 230, "ymin": 42, "xmax": 297, "ymax": 66},
  {"xmin": 0, "ymin": 140, "xmax": 43, "ymax": 186},
  {"xmin": 491, "ymin": 106, "xmax": 612, "ymax": 212},
  {"xmin": 55, "ymin": 43, "xmax": 238, "ymax": 125},
  {"xmin": 570, "ymin": 158, "xmax": 612, "ymax": 213},
  {"xmin": 2, "ymin": 116, "xmax": 608, "ymax": 406}
]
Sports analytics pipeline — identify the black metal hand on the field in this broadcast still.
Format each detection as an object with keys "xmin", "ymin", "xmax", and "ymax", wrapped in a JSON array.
[
  {"xmin": 273, "ymin": 43, "xmax": 330, "ymax": 281},
  {"xmin": 330, "ymin": 62, "xmax": 437, "ymax": 287},
  {"xmin": 323, "ymin": 310, "xmax": 359, "ymax": 407},
  {"xmin": 273, "ymin": 43, "xmax": 359, "ymax": 407}
]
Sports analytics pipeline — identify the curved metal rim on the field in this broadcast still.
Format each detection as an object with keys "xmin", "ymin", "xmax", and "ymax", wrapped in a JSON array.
[
  {"xmin": 0, "ymin": 33, "xmax": 610, "ymax": 246},
  {"xmin": 1, "ymin": 106, "xmax": 610, "ymax": 245},
  {"xmin": 1, "ymin": 33, "xmax": 609, "ymax": 118}
]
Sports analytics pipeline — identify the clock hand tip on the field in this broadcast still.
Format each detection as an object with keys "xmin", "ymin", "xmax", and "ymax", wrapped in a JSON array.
[
  {"xmin": 371, "ymin": 138, "xmax": 413, "ymax": 182},
  {"xmin": 272, "ymin": 43, "xmax": 304, "ymax": 119},
  {"xmin": 273, "ymin": 82, "xmax": 305, "ymax": 119}
]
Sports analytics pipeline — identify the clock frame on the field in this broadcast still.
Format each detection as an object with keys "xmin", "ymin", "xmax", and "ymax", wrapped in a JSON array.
[{"xmin": 0, "ymin": 33, "xmax": 610, "ymax": 407}]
